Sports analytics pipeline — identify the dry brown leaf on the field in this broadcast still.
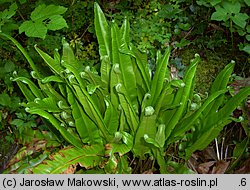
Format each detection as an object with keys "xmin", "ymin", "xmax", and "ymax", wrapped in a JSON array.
[
  {"xmin": 143, "ymin": 170, "xmax": 154, "ymax": 174},
  {"xmin": 211, "ymin": 160, "xmax": 230, "ymax": 174},
  {"xmin": 203, "ymin": 147, "xmax": 217, "ymax": 160},
  {"xmin": 197, "ymin": 161, "xmax": 216, "ymax": 174},
  {"xmin": 62, "ymin": 164, "xmax": 77, "ymax": 174}
]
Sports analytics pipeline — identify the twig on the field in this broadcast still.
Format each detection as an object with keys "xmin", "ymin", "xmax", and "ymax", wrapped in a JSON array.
[
  {"xmin": 215, "ymin": 138, "xmax": 220, "ymax": 160},
  {"xmin": 221, "ymin": 137, "xmax": 225, "ymax": 160}
]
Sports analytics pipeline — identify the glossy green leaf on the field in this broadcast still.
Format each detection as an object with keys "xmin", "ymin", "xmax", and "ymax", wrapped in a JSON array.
[
  {"xmin": 116, "ymin": 83, "xmax": 139, "ymax": 133},
  {"xmin": 120, "ymin": 44, "xmax": 151, "ymax": 91},
  {"xmin": 167, "ymin": 161, "xmax": 195, "ymax": 174},
  {"xmin": 83, "ymin": 66, "xmax": 107, "ymax": 89},
  {"xmin": 0, "ymin": 3, "xmax": 17, "ymax": 20},
  {"xmin": 222, "ymin": 1, "xmax": 240, "ymax": 14},
  {"xmin": 228, "ymin": 137, "xmax": 249, "ymax": 171},
  {"xmin": 120, "ymin": 18, "xmax": 130, "ymax": 44},
  {"xmin": 185, "ymin": 86, "xmax": 250, "ymax": 159},
  {"xmin": 111, "ymin": 22, "xmax": 120, "ymax": 64},
  {"xmin": 71, "ymin": 83, "xmax": 110, "ymax": 140},
  {"xmin": 154, "ymin": 80, "xmax": 181, "ymax": 115},
  {"xmin": 211, "ymin": 7, "xmax": 228, "ymax": 21},
  {"xmin": 116, "ymin": 156, "xmax": 132, "ymax": 174},
  {"xmin": 26, "ymin": 107, "xmax": 82, "ymax": 148},
  {"xmin": 15, "ymin": 81, "xmax": 35, "ymax": 102},
  {"xmin": 27, "ymin": 97, "xmax": 61, "ymax": 112},
  {"xmin": 185, "ymin": 118, "xmax": 232, "ymax": 159},
  {"xmin": 105, "ymin": 133, "xmax": 132, "ymax": 174},
  {"xmin": 232, "ymin": 13, "xmax": 249, "ymax": 28},
  {"xmin": 155, "ymin": 124, "xmax": 166, "ymax": 148},
  {"xmin": 244, "ymin": 0, "xmax": 250, "ymax": 6},
  {"xmin": 67, "ymin": 86, "xmax": 102, "ymax": 144},
  {"xmin": 61, "ymin": 42, "xmax": 110, "ymax": 141},
  {"xmin": 233, "ymin": 138, "xmax": 248, "ymax": 158},
  {"xmin": 46, "ymin": 15, "xmax": 68, "ymax": 31},
  {"xmin": 104, "ymin": 98, "xmax": 119, "ymax": 134},
  {"xmin": 94, "ymin": 2, "xmax": 111, "ymax": 58},
  {"xmin": 210, "ymin": 67, "xmax": 231, "ymax": 94},
  {"xmin": 54, "ymin": 48, "xmax": 61, "ymax": 64},
  {"xmin": 19, "ymin": 21, "xmax": 47, "ymax": 39},
  {"xmin": 35, "ymin": 45, "xmax": 64, "ymax": 75},
  {"xmin": 150, "ymin": 47, "xmax": 171, "ymax": 106},
  {"xmin": 133, "ymin": 114, "xmax": 157, "ymax": 157},
  {"xmin": 109, "ymin": 64, "xmax": 121, "ymax": 109},
  {"xmin": 12, "ymin": 77, "xmax": 44, "ymax": 99},
  {"xmin": 171, "ymin": 89, "xmax": 227, "ymax": 140},
  {"xmin": 108, "ymin": 135, "xmax": 133, "ymax": 157},
  {"xmin": 203, "ymin": 61, "xmax": 235, "ymax": 120},
  {"xmin": 30, "ymin": 4, "xmax": 67, "ymax": 21},
  {"xmin": 41, "ymin": 75, "xmax": 64, "ymax": 83},
  {"xmin": 87, "ymin": 84, "xmax": 98, "ymax": 95},
  {"xmin": 19, "ymin": 4, "xmax": 68, "ymax": 39},
  {"xmin": 216, "ymin": 86, "xmax": 250, "ymax": 121},
  {"xmin": 152, "ymin": 149, "xmax": 167, "ymax": 173},
  {"xmin": 242, "ymin": 45, "xmax": 250, "ymax": 54},
  {"xmin": 62, "ymin": 40, "xmax": 81, "ymax": 69},
  {"xmin": 144, "ymin": 135, "xmax": 160, "ymax": 148},
  {"xmin": 111, "ymin": 22, "xmax": 137, "ymax": 103},
  {"xmin": 165, "ymin": 54, "xmax": 200, "ymax": 141},
  {"xmin": 104, "ymin": 154, "xmax": 118, "ymax": 174},
  {"xmin": 121, "ymin": 131, "xmax": 133, "ymax": 147},
  {"xmin": 41, "ymin": 84, "xmax": 66, "ymax": 104},
  {"xmin": 132, "ymin": 56, "xmax": 150, "ymax": 103},
  {"xmin": 100, "ymin": 55, "xmax": 111, "ymax": 87}
]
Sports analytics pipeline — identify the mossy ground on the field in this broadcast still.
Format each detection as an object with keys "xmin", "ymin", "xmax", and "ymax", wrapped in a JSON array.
[{"xmin": 179, "ymin": 47, "xmax": 249, "ymax": 94}]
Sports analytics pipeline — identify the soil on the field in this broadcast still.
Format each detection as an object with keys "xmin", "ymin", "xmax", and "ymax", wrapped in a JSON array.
[{"xmin": 0, "ymin": 131, "xmax": 19, "ymax": 173}]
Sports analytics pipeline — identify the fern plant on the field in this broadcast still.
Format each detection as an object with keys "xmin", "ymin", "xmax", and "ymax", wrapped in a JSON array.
[{"xmin": 1, "ymin": 3, "xmax": 250, "ymax": 174}]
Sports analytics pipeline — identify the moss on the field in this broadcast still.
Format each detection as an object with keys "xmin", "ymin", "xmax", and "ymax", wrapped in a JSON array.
[{"xmin": 179, "ymin": 48, "xmax": 230, "ymax": 94}]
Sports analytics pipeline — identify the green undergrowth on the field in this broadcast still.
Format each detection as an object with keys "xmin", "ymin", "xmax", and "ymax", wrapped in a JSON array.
[
  {"xmin": 180, "ymin": 48, "xmax": 230, "ymax": 94},
  {"xmin": 179, "ymin": 46, "xmax": 250, "ymax": 94}
]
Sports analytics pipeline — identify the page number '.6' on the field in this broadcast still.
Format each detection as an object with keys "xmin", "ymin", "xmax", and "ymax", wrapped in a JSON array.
[{"xmin": 240, "ymin": 178, "xmax": 246, "ymax": 186}]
